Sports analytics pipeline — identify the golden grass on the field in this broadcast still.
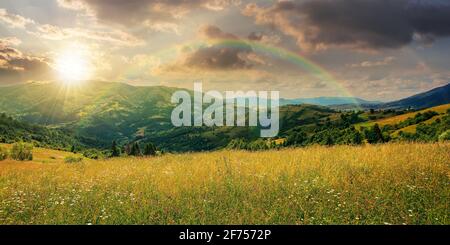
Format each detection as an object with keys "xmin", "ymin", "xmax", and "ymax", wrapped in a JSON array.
[
  {"xmin": 0, "ymin": 143, "xmax": 448, "ymax": 225},
  {"xmin": 377, "ymin": 104, "xmax": 450, "ymax": 125},
  {"xmin": 391, "ymin": 115, "xmax": 445, "ymax": 137},
  {"xmin": 356, "ymin": 104, "xmax": 450, "ymax": 130}
]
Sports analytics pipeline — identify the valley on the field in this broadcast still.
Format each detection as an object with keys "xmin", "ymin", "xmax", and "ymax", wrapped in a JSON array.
[{"xmin": 0, "ymin": 82, "xmax": 449, "ymax": 154}]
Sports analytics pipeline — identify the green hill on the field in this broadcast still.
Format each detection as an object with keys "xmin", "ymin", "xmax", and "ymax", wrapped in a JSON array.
[
  {"xmin": 0, "ymin": 82, "xmax": 339, "ymax": 151},
  {"xmin": 0, "ymin": 82, "xmax": 184, "ymax": 147},
  {"xmin": 4, "ymin": 81, "xmax": 447, "ymax": 152},
  {"xmin": 0, "ymin": 113, "xmax": 83, "ymax": 150}
]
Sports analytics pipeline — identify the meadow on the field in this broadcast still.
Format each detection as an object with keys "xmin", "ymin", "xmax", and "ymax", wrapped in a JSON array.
[
  {"xmin": 355, "ymin": 104, "xmax": 450, "ymax": 130},
  {"xmin": 0, "ymin": 143, "xmax": 448, "ymax": 225}
]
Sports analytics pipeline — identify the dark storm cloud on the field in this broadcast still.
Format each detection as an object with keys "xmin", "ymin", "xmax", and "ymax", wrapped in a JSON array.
[{"xmin": 243, "ymin": 0, "xmax": 450, "ymax": 51}]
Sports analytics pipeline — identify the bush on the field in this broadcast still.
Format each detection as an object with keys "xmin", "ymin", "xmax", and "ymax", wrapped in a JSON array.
[
  {"xmin": 64, "ymin": 156, "xmax": 83, "ymax": 163},
  {"xmin": 10, "ymin": 142, "xmax": 33, "ymax": 161},
  {"xmin": 438, "ymin": 130, "xmax": 450, "ymax": 142},
  {"xmin": 227, "ymin": 139, "xmax": 248, "ymax": 150},
  {"xmin": 0, "ymin": 145, "xmax": 8, "ymax": 161},
  {"xmin": 82, "ymin": 149, "xmax": 106, "ymax": 159}
]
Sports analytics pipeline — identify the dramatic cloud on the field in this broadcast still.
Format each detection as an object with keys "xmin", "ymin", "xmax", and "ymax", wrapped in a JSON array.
[
  {"xmin": 0, "ymin": 0, "xmax": 448, "ymax": 99},
  {"xmin": 0, "ymin": 8, "xmax": 34, "ymax": 29},
  {"xmin": 180, "ymin": 25, "xmax": 256, "ymax": 70},
  {"xmin": 0, "ymin": 41, "xmax": 52, "ymax": 84},
  {"xmin": 243, "ymin": 0, "xmax": 450, "ymax": 51},
  {"xmin": 57, "ymin": 0, "xmax": 239, "ymax": 29}
]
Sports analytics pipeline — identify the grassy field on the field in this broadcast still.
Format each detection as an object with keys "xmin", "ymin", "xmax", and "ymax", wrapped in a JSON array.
[
  {"xmin": 0, "ymin": 143, "xmax": 448, "ymax": 225},
  {"xmin": 355, "ymin": 104, "xmax": 450, "ymax": 130},
  {"xmin": 391, "ymin": 114, "xmax": 446, "ymax": 137}
]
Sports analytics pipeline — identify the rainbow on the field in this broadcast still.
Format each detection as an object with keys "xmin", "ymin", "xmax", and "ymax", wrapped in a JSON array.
[{"xmin": 124, "ymin": 38, "xmax": 360, "ymax": 107}]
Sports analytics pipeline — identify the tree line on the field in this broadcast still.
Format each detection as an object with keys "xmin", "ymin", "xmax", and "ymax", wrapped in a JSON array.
[{"xmin": 227, "ymin": 109, "xmax": 450, "ymax": 150}]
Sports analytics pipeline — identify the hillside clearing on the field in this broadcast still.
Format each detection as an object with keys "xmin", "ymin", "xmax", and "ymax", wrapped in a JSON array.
[
  {"xmin": 377, "ymin": 104, "xmax": 450, "ymax": 125},
  {"xmin": 356, "ymin": 104, "xmax": 450, "ymax": 130}
]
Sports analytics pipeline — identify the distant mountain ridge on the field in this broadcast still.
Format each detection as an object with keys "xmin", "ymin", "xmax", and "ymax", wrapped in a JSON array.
[
  {"xmin": 380, "ymin": 83, "xmax": 450, "ymax": 109},
  {"xmin": 280, "ymin": 97, "xmax": 381, "ymax": 106}
]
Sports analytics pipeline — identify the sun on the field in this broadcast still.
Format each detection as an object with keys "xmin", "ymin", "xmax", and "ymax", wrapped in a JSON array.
[{"xmin": 55, "ymin": 46, "xmax": 91, "ymax": 83}]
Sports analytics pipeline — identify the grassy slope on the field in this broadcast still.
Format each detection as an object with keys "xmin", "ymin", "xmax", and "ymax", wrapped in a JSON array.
[
  {"xmin": 356, "ymin": 104, "xmax": 450, "ymax": 130},
  {"xmin": 0, "ymin": 144, "xmax": 83, "ymax": 165},
  {"xmin": 0, "ymin": 82, "xmax": 339, "ymax": 151},
  {"xmin": 0, "ymin": 143, "xmax": 448, "ymax": 225},
  {"xmin": 390, "ymin": 114, "xmax": 446, "ymax": 136}
]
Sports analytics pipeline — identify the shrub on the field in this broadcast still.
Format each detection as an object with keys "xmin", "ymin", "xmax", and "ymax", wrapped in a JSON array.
[
  {"xmin": 227, "ymin": 139, "xmax": 248, "ymax": 150},
  {"xmin": 82, "ymin": 149, "xmax": 100, "ymax": 159},
  {"xmin": 0, "ymin": 145, "xmax": 8, "ymax": 161},
  {"xmin": 10, "ymin": 142, "xmax": 33, "ymax": 161},
  {"xmin": 438, "ymin": 130, "xmax": 450, "ymax": 142},
  {"xmin": 64, "ymin": 156, "xmax": 83, "ymax": 163}
]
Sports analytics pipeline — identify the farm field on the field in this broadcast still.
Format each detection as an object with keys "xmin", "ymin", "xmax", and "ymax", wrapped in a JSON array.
[{"xmin": 0, "ymin": 143, "xmax": 448, "ymax": 225}]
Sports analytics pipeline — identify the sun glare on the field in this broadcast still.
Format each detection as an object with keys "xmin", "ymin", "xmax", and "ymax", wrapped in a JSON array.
[{"xmin": 55, "ymin": 45, "xmax": 91, "ymax": 84}]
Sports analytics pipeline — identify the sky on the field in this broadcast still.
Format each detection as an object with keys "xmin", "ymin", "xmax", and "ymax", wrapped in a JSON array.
[{"xmin": 0, "ymin": 0, "xmax": 449, "ymax": 101}]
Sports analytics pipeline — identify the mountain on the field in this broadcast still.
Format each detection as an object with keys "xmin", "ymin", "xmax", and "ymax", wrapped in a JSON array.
[
  {"xmin": 0, "ymin": 81, "xmax": 181, "ymax": 147},
  {"xmin": 2, "ymin": 81, "xmax": 447, "ymax": 152},
  {"xmin": 380, "ymin": 83, "xmax": 450, "ymax": 110},
  {"xmin": 0, "ymin": 112, "xmax": 83, "ymax": 150},
  {"xmin": 0, "ymin": 81, "xmax": 339, "ymax": 151},
  {"xmin": 280, "ymin": 97, "xmax": 380, "ymax": 106}
]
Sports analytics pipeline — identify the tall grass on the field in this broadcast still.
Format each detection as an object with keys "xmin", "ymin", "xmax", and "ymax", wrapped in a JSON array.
[{"xmin": 0, "ymin": 143, "xmax": 448, "ymax": 224}]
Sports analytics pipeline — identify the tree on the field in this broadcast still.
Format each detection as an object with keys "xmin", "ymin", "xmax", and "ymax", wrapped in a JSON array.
[
  {"xmin": 365, "ymin": 124, "xmax": 384, "ymax": 144},
  {"xmin": 286, "ymin": 131, "xmax": 307, "ymax": 146},
  {"xmin": 324, "ymin": 134, "xmax": 334, "ymax": 146},
  {"xmin": 124, "ymin": 144, "xmax": 131, "ymax": 155},
  {"xmin": 351, "ymin": 131, "xmax": 363, "ymax": 145},
  {"xmin": 143, "ymin": 142, "xmax": 157, "ymax": 156},
  {"xmin": 373, "ymin": 124, "xmax": 384, "ymax": 143},
  {"xmin": 130, "ymin": 142, "xmax": 142, "ymax": 156},
  {"xmin": 111, "ymin": 140, "xmax": 120, "ymax": 157}
]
